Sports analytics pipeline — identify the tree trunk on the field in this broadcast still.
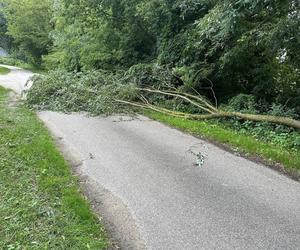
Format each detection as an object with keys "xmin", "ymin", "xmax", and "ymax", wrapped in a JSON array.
[{"xmin": 116, "ymin": 88, "xmax": 300, "ymax": 130}]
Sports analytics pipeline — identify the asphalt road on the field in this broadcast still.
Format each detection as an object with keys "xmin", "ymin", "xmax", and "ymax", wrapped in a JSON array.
[
  {"xmin": 0, "ymin": 64, "xmax": 33, "ymax": 94},
  {"xmin": 1, "ymin": 66, "xmax": 300, "ymax": 250}
]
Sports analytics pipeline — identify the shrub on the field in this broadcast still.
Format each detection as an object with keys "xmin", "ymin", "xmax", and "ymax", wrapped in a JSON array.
[{"xmin": 226, "ymin": 94, "xmax": 258, "ymax": 114}]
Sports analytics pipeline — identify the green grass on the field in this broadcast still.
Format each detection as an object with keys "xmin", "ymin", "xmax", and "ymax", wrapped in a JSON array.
[
  {"xmin": 0, "ymin": 87, "xmax": 108, "ymax": 249},
  {"xmin": 0, "ymin": 57, "xmax": 45, "ymax": 74},
  {"xmin": 0, "ymin": 66, "xmax": 10, "ymax": 75},
  {"xmin": 146, "ymin": 111, "xmax": 300, "ymax": 173}
]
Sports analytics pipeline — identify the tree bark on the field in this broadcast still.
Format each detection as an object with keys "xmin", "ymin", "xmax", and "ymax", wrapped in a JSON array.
[{"xmin": 116, "ymin": 88, "xmax": 300, "ymax": 130}]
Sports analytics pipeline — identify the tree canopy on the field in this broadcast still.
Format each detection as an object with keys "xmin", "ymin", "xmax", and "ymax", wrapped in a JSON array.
[
  {"xmin": 1, "ymin": 0, "xmax": 52, "ymax": 64},
  {"xmin": 1, "ymin": 0, "xmax": 300, "ymax": 112}
]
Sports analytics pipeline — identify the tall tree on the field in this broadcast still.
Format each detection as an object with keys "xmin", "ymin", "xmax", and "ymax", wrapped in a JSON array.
[
  {"xmin": 1, "ymin": 0, "xmax": 53, "ymax": 64},
  {"xmin": 0, "ymin": 3, "xmax": 11, "ymax": 51}
]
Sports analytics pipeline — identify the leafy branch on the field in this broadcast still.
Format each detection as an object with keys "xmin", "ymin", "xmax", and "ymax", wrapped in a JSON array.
[{"xmin": 116, "ymin": 87, "xmax": 300, "ymax": 130}]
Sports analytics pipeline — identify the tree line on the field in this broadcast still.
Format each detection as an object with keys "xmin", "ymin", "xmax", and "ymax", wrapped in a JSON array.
[{"xmin": 1, "ymin": 0, "xmax": 299, "ymax": 116}]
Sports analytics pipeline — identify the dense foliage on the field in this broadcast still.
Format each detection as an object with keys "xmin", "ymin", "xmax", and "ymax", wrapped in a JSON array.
[
  {"xmin": 0, "ymin": 3, "xmax": 10, "ymax": 51},
  {"xmin": 45, "ymin": 0, "xmax": 300, "ymax": 112},
  {"xmin": 1, "ymin": 0, "xmax": 52, "ymax": 64},
  {"xmin": 2, "ymin": 0, "xmax": 300, "ymax": 113}
]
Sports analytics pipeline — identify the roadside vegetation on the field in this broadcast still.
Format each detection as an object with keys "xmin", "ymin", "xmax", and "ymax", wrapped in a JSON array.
[
  {"xmin": 0, "ymin": 65, "xmax": 10, "ymax": 74},
  {"xmin": 0, "ymin": 87, "xmax": 108, "ymax": 249},
  {"xmin": 0, "ymin": 57, "xmax": 43, "ymax": 73}
]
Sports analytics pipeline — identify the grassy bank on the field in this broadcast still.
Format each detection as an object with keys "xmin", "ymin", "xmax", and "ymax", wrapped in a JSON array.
[
  {"xmin": 0, "ymin": 66, "xmax": 10, "ymax": 75},
  {"xmin": 0, "ymin": 87, "xmax": 108, "ymax": 249},
  {"xmin": 146, "ymin": 111, "xmax": 300, "ymax": 175},
  {"xmin": 0, "ymin": 57, "xmax": 44, "ymax": 74}
]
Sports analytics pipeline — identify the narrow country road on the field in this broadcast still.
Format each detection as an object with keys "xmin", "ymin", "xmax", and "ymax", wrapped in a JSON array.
[
  {"xmin": 0, "ymin": 64, "xmax": 33, "ymax": 93},
  {"xmin": 1, "ymin": 66, "xmax": 300, "ymax": 250}
]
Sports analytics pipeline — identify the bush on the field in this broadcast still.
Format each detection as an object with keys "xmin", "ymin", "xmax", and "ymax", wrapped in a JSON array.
[
  {"xmin": 0, "ymin": 57, "xmax": 26, "ymax": 67},
  {"xmin": 226, "ymin": 94, "xmax": 258, "ymax": 114},
  {"xmin": 0, "ymin": 56, "xmax": 41, "ymax": 72}
]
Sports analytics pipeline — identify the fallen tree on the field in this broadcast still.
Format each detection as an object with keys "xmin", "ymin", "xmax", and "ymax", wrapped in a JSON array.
[
  {"xmin": 116, "ymin": 88, "xmax": 300, "ymax": 130},
  {"xmin": 26, "ymin": 70, "xmax": 300, "ymax": 130}
]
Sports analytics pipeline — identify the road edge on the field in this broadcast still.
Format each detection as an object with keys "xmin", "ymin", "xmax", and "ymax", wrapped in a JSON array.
[{"xmin": 38, "ymin": 113, "xmax": 146, "ymax": 250}]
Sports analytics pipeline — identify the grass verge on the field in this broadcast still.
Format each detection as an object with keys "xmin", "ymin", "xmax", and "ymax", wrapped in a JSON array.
[
  {"xmin": 0, "ymin": 87, "xmax": 108, "ymax": 249},
  {"xmin": 0, "ymin": 57, "xmax": 44, "ymax": 74},
  {"xmin": 0, "ymin": 66, "xmax": 10, "ymax": 75},
  {"xmin": 146, "ymin": 111, "xmax": 300, "ymax": 176}
]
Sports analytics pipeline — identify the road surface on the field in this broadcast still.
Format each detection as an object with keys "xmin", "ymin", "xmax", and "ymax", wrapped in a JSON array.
[
  {"xmin": 0, "ymin": 64, "xmax": 33, "ymax": 94},
  {"xmin": 1, "ymin": 66, "xmax": 300, "ymax": 250}
]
